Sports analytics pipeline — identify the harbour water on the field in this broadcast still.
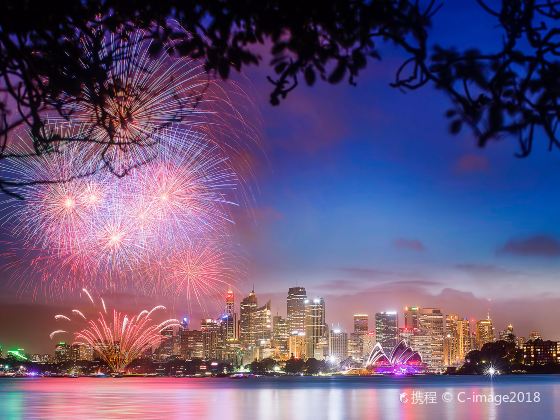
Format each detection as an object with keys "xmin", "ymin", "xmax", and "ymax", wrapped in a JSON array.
[{"xmin": 1, "ymin": 375, "xmax": 559, "ymax": 419}]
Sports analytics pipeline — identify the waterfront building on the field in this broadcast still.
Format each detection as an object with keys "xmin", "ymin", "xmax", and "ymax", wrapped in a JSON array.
[
  {"xmin": 523, "ymin": 339, "xmax": 560, "ymax": 365},
  {"xmin": 444, "ymin": 315, "xmax": 471, "ymax": 367},
  {"xmin": 272, "ymin": 315, "xmax": 289, "ymax": 359},
  {"xmin": 224, "ymin": 289, "xmax": 238, "ymax": 341},
  {"xmin": 499, "ymin": 324, "xmax": 515, "ymax": 343},
  {"xmin": 305, "ymin": 297, "xmax": 326, "ymax": 359},
  {"xmin": 288, "ymin": 331, "xmax": 306, "ymax": 359},
  {"xmin": 54, "ymin": 342, "xmax": 71, "ymax": 363},
  {"xmin": 404, "ymin": 306, "xmax": 419, "ymax": 329},
  {"xmin": 239, "ymin": 289, "xmax": 258, "ymax": 347},
  {"xmin": 201, "ymin": 318, "xmax": 222, "ymax": 360},
  {"xmin": 329, "ymin": 327, "xmax": 348, "ymax": 361},
  {"xmin": 287, "ymin": 287, "xmax": 307, "ymax": 334},
  {"xmin": 417, "ymin": 308, "xmax": 445, "ymax": 371},
  {"xmin": 475, "ymin": 316, "xmax": 495, "ymax": 349},
  {"xmin": 375, "ymin": 311, "xmax": 398, "ymax": 352}
]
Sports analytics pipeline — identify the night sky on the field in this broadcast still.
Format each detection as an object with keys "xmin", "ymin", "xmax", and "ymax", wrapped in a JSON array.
[{"xmin": 2, "ymin": 2, "xmax": 560, "ymax": 353}]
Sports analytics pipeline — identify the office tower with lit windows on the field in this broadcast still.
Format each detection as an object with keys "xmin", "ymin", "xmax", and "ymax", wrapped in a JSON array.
[
  {"xmin": 349, "ymin": 314, "xmax": 369, "ymax": 362},
  {"xmin": 54, "ymin": 342, "xmax": 71, "ymax": 363},
  {"xmin": 272, "ymin": 315, "xmax": 289, "ymax": 358},
  {"xmin": 288, "ymin": 331, "xmax": 306, "ymax": 359},
  {"xmin": 353, "ymin": 314, "xmax": 369, "ymax": 334},
  {"xmin": 158, "ymin": 326, "xmax": 175, "ymax": 360},
  {"xmin": 329, "ymin": 327, "xmax": 348, "ymax": 361},
  {"xmin": 287, "ymin": 287, "xmax": 307, "ymax": 334},
  {"xmin": 417, "ymin": 308, "xmax": 444, "ymax": 371},
  {"xmin": 239, "ymin": 289, "xmax": 258, "ymax": 347},
  {"xmin": 475, "ymin": 315, "xmax": 495, "ymax": 349},
  {"xmin": 404, "ymin": 306, "xmax": 419, "ymax": 329},
  {"xmin": 224, "ymin": 289, "xmax": 238, "ymax": 341},
  {"xmin": 254, "ymin": 300, "xmax": 273, "ymax": 346},
  {"xmin": 444, "ymin": 314, "xmax": 472, "ymax": 367},
  {"xmin": 375, "ymin": 311, "xmax": 398, "ymax": 352},
  {"xmin": 239, "ymin": 289, "xmax": 272, "ymax": 360},
  {"xmin": 305, "ymin": 297, "xmax": 326, "ymax": 359},
  {"xmin": 499, "ymin": 324, "xmax": 515, "ymax": 343},
  {"xmin": 201, "ymin": 318, "xmax": 222, "ymax": 360},
  {"xmin": 523, "ymin": 339, "xmax": 560, "ymax": 365}
]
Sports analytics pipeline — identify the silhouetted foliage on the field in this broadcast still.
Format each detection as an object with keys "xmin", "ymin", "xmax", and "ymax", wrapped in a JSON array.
[
  {"xmin": 458, "ymin": 340, "xmax": 524, "ymax": 374},
  {"xmin": 2, "ymin": 0, "xmax": 560, "ymax": 191}
]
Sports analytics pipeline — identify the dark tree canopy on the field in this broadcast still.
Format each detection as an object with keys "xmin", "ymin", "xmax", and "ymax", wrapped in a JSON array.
[{"xmin": 2, "ymin": 0, "xmax": 560, "ymax": 190}]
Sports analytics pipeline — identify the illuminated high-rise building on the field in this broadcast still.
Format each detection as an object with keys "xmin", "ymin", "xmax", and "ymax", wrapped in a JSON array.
[
  {"xmin": 305, "ymin": 297, "xmax": 326, "ymax": 359},
  {"xmin": 158, "ymin": 326, "xmax": 175, "ymax": 360},
  {"xmin": 272, "ymin": 315, "xmax": 289, "ymax": 358},
  {"xmin": 224, "ymin": 289, "xmax": 238, "ymax": 341},
  {"xmin": 349, "ymin": 314, "xmax": 369, "ymax": 362},
  {"xmin": 417, "ymin": 308, "xmax": 444, "ymax": 371},
  {"xmin": 201, "ymin": 318, "xmax": 222, "ymax": 360},
  {"xmin": 254, "ymin": 300, "xmax": 273, "ymax": 346},
  {"xmin": 375, "ymin": 311, "xmax": 398, "ymax": 352},
  {"xmin": 54, "ymin": 342, "xmax": 71, "ymax": 363},
  {"xmin": 353, "ymin": 314, "xmax": 369, "ymax": 335},
  {"xmin": 475, "ymin": 315, "xmax": 495, "ymax": 349},
  {"xmin": 523, "ymin": 339, "xmax": 560, "ymax": 365},
  {"xmin": 287, "ymin": 287, "xmax": 307, "ymax": 334},
  {"xmin": 288, "ymin": 331, "xmax": 306, "ymax": 359},
  {"xmin": 239, "ymin": 289, "xmax": 258, "ymax": 347},
  {"xmin": 529, "ymin": 331, "xmax": 541, "ymax": 340},
  {"xmin": 444, "ymin": 314, "xmax": 471, "ymax": 367},
  {"xmin": 499, "ymin": 324, "xmax": 515, "ymax": 343},
  {"xmin": 180, "ymin": 329, "xmax": 203, "ymax": 359},
  {"xmin": 239, "ymin": 288, "xmax": 272, "ymax": 359},
  {"xmin": 328, "ymin": 327, "xmax": 348, "ymax": 361},
  {"xmin": 404, "ymin": 306, "xmax": 419, "ymax": 329}
]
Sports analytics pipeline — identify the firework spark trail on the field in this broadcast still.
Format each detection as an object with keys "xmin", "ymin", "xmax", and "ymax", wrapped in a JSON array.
[
  {"xmin": 0, "ymin": 29, "xmax": 258, "ymax": 311},
  {"xmin": 69, "ymin": 31, "xmax": 215, "ymax": 176},
  {"xmin": 51, "ymin": 290, "xmax": 179, "ymax": 372},
  {"xmin": 0, "ymin": 128, "xmax": 241, "ymax": 299}
]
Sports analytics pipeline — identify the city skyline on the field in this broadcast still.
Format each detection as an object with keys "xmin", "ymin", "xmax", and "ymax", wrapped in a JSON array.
[{"xmin": 0, "ymin": 285, "xmax": 550, "ymax": 358}]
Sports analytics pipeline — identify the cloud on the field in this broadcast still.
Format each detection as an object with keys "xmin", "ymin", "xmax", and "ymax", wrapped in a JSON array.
[
  {"xmin": 454, "ymin": 154, "xmax": 490, "ymax": 173},
  {"xmin": 454, "ymin": 263, "xmax": 522, "ymax": 276},
  {"xmin": 335, "ymin": 267, "xmax": 389, "ymax": 278},
  {"xmin": 394, "ymin": 238, "xmax": 425, "ymax": 252},
  {"xmin": 497, "ymin": 235, "xmax": 560, "ymax": 257}
]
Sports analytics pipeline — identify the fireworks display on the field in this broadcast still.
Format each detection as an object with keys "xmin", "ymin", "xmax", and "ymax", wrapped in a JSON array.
[
  {"xmin": 0, "ymin": 29, "xmax": 258, "ymax": 312},
  {"xmin": 50, "ymin": 289, "xmax": 179, "ymax": 372}
]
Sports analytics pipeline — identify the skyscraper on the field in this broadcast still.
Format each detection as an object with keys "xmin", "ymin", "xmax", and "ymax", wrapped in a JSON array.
[
  {"xmin": 476, "ymin": 315, "xmax": 495, "ymax": 349},
  {"xmin": 404, "ymin": 306, "xmax": 419, "ymax": 329},
  {"xmin": 305, "ymin": 297, "xmax": 326, "ymax": 359},
  {"xmin": 329, "ymin": 327, "xmax": 348, "ymax": 361},
  {"xmin": 158, "ymin": 326, "xmax": 175, "ymax": 360},
  {"xmin": 201, "ymin": 318, "xmax": 222, "ymax": 360},
  {"xmin": 239, "ymin": 288, "xmax": 272, "ymax": 360},
  {"xmin": 349, "ymin": 314, "xmax": 369, "ymax": 362},
  {"xmin": 272, "ymin": 315, "xmax": 289, "ymax": 358},
  {"xmin": 444, "ymin": 314, "xmax": 472, "ymax": 367},
  {"xmin": 287, "ymin": 287, "xmax": 307, "ymax": 334},
  {"xmin": 224, "ymin": 289, "xmax": 238, "ymax": 341},
  {"xmin": 375, "ymin": 311, "xmax": 398, "ymax": 352},
  {"xmin": 239, "ymin": 289, "xmax": 258, "ymax": 347},
  {"xmin": 499, "ymin": 324, "xmax": 515, "ymax": 343},
  {"xmin": 353, "ymin": 314, "xmax": 369, "ymax": 334},
  {"xmin": 417, "ymin": 308, "xmax": 444, "ymax": 371}
]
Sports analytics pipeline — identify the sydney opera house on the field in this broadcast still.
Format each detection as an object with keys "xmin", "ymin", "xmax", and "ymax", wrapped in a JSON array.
[{"xmin": 365, "ymin": 341, "xmax": 426, "ymax": 375}]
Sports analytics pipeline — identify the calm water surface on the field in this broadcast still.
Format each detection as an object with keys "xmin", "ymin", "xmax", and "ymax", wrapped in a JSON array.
[{"xmin": 1, "ymin": 375, "xmax": 559, "ymax": 419}]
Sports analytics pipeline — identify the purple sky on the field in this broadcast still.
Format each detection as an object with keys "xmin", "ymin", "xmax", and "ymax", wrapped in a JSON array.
[{"xmin": 2, "ymin": 2, "xmax": 560, "ymax": 353}]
